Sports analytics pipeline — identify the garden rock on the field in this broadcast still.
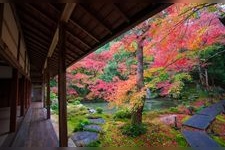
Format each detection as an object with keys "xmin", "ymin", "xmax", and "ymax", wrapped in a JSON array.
[
  {"xmin": 87, "ymin": 108, "xmax": 96, "ymax": 114},
  {"xmin": 88, "ymin": 118, "xmax": 105, "ymax": 124},
  {"xmin": 71, "ymin": 131, "xmax": 99, "ymax": 147},
  {"xmin": 68, "ymin": 138, "xmax": 76, "ymax": 147},
  {"xmin": 83, "ymin": 125, "xmax": 102, "ymax": 133}
]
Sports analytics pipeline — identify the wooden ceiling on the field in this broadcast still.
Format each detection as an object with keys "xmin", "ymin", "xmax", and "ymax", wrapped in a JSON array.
[{"xmin": 14, "ymin": 3, "xmax": 171, "ymax": 83}]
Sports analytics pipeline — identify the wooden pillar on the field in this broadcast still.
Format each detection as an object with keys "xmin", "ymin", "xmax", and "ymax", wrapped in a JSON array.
[
  {"xmin": 43, "ymin": 72, "xmax": 46, "ymax": 108},
  {"xmin": 58, "ymin": 22, "xmax": 68, "ymax": 147},
  {"xmin": 46, "ymin": 67, "xmax": 51, "ymax": 119},
  {"xmin": 28, "ymin": 80, "xmax": 31, "ymax": 107},
  {"xmin": 24, "ymin": 79, "xmax": 28, "ymax": 110},
  {"xmin": 20, "ymin": 76, "xmax": 25, "ymax": 116},
  {"xmin": 10, "ymin": 69, "xmax": 19, "ymax": 132}
]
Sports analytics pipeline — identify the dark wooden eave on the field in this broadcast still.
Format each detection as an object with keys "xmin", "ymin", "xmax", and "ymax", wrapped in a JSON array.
[{"xmin": 14, "ymin": 3, "xmax": 171, "ymax": 82}]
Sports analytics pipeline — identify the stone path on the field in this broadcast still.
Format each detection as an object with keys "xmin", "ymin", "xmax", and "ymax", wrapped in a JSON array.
[
  {"xmin": 182, "ymin": 100, "xmax": 225, "ymax": 147},
  {"xmin": 182, "ymin": 130, "xmax": 220, "ymax": 147},
  {"xmin": 183, "ymin": 100, "xmax": 225, "ymax": 130},
  {"xmin": 70, "ymin": 117, "xmax": 105, "ymax": 147}
]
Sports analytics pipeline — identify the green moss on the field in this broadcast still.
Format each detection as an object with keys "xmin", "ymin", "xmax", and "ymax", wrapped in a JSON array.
[
  {"xmin": 169, "ymin": 107, "xmax": 179, "ymax": 113},
  {"xmin": 86, "ymin": 140, "xmax": 101, "ymax": 147},
  {"xmin": 121, "ymin": 123, "xmax": 147, "ymax": 137},
  {"xmin": 175, "ymin": 133, "xmax": 188, "ymax": 147},
  {"xmin": 216, "ymin": 115, "xmax": 225, "ymax": 123},
  {"xmin": 211, "ymin": 136, "xmax": 225, "ymax": 147}
]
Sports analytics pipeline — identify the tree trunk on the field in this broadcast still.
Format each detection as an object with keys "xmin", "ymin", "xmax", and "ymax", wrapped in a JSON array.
[
  {"xmin": 198, "ymin": 64, "xmax": 204, "ymax": 86},
  {"xmin": 131, "ymin": 105, "xmax": 144, "ymax": 125},
  {"xmin": 205, "ymin": 68, "xmax": 209, "ymax": 89},
  {"xmin": 131, "ymin": 41, "xmax": 144, "ymax": 126}
]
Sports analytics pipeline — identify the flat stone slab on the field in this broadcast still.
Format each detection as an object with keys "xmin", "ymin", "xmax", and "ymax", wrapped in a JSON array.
[
  {"xmin": 182, "ymin": 130, "xmax": 220, "ymax": 147},
  {"xmin": 197, "ymin": 103, "xmax": 223, "ymax": 117},
  {"xmin": 83, "ymin": 125, "xmax": 102, "ymax": 132},
  {"xmin": 183, "ymin": 114, "xmax": 214, "ymax": 130},
  {"xmin": 88, "ymin": 118, "xmax": 105, "ymax": 124},
  {"xmin": 68, "ymin": 138, "xmax": 76, "ymax": 147},
  {"xmin": 71, "ymin": 131, "xmax": 99, "ymax": 147}
]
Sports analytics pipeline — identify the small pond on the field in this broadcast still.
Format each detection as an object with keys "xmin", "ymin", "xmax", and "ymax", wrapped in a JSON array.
[{"xmin": 82, "ymin": 98, "xmax": 183, "ymax": 114}]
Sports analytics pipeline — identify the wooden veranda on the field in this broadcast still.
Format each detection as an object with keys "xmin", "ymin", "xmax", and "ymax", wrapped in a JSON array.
[{"xmin": 0, "ymin": 3, "xmax": 170, "ymax": 147}]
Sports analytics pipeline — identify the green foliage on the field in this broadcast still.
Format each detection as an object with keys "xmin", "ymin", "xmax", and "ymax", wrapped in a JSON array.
[
  {"xmin": 175, "ymin": 133, "xmax": 188, "ymax": 147},
  {"xmin": 50, "ymin": 98, "xmax": 58, "ymax": 114},
  {"xmin": 113, "ymin": 109, "xmax": 131, "ymax": 119},
  {"xmin": 121, "ymin": 123, "xmax": 147, "ymax": 137},
  {"xmin": 211, "ymin": 136, "xmax": 225, "ymax": 147},
  {"xmin": 70, "ymin": 85, "xmax": 89, "ymax": 97},
  {"xmin": 200, "ymin": 44, "xmax": 225, "ymax": 88},
  {"xmin": 50, "ymin": 79, "xmax": 57, "ymax": 87},
  {"xmin": 100, "ymin": 61, "xmax": 119, "ymax": 82},
  {"xmin": 95, "ymin": 43, "xmax": 110, "ymax": 54},
  {"xmin": 71, "ymin": 100, "xmax": 81, "ymax": 105},
  {"xmin": 169, "ymin": 107, "xmax": 179, "ymax": 113},
  {"xmin": 50, "ymin": 92, "xmax": 57, "ymax": 100},
  {"xmin": 216, "ymin": 115, "xmax": 225, "ymax": 123},
  {"xmin": 96, "ymin": 107, "xmax": 103, "ymax": 114},
  {"xmin": 73, "ymin": 119, "xmax": 90, "ymax": 132},
  {"xmin": 86, "ymin": 140, "xmax": 101, "ymax": 147}
]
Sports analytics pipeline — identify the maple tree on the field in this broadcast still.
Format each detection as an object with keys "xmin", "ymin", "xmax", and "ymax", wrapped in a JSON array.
[{"xmin": 50, "ymin": 3, "xmax": 225, "ymax": 126}]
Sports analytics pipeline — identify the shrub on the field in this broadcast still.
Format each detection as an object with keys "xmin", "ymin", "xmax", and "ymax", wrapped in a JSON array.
[
  {"xmin": 86, "ymin": 140, "xmax": 101, "ymax": 147},
  {"xmin": 72, "ymin": 100, "xmax": 81, "ymax": 105},
  {"xmin": 73, "ymin": 119, "xmax": 90, "ymax": 132},
  {"xmin": 175, "ymin": 133, "xmax": 188, "ymax": 147},
  {"xmin": 121, "ymin": 123, "xmax": 147, "ymax": 137},
  {"xmin": 113, "ymin": 109, "xmax": 131, "ymax": 119},
  {"xmin": 96, "ymin": 107, "xmax": 103, "ymax": 114},
  {"xmin": 169, "ymin": 107, "xmax": 179, "ymax": 113}
]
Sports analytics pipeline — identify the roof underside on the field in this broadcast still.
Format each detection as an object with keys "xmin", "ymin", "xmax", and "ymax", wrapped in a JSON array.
[{"xmin": 14, "ymin": 3, "xmax": 171, "ymax": 83}]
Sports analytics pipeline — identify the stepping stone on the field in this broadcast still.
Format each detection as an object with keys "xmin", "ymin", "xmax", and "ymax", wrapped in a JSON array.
[
  {"xmin": 198, "ymin": 103, "xmax": 223, "ymax": 117},
  {"xmin": 83, "ymin": 125, "xmax": 102, "ymax": 133},
  {"xmin": 183, "ymin": 114, "xmax": 214, "ymax": 130},
  {"xmin": 68, "ymin": 138, "xmax": 76, "ymax": 147},
  {"xmin": 182, "ymin": 130, "xmax": 220, "ymax": 147},
  {"xmin": 71, "ymin": 131, "xmax": 99, "ymax": 147},
  {"xmin": 88, "ymin": 118, "xmax": 105, "ymax": 124}
]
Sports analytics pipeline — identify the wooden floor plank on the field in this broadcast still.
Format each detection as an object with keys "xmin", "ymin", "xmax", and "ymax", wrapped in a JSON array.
[{"xmin": 12, "ymin": 102, "xmax": 58, "ymax": 147}]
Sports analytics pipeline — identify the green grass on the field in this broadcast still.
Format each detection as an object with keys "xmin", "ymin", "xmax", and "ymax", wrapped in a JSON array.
[
  {"xmin": 175, "ymin": 133, "xmax": 188, "ymax": 147},
  {"xmin": 216, "ymin": 115, "xmax": 225, "ymax": 123},
  {"xmin": 211, "ymin": 136, "xmax": 225, "ymax": 147}
]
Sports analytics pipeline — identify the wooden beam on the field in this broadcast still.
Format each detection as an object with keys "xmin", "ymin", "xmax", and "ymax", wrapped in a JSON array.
[
  {"xmin": 25, "ymin": 37, "xmax": 48, "ymax": 51},
  {"xmin": 66, "ymin": 37, "xmax": 85, "ymax": 55},
  {"xmin": 67, "ymin": 30, "xmax": 91, "ymax": 49},
  {"xmin": 58, "ymin": 22, "xmax": 68, "ymax": 147},
  {"xmin": 113, "ymin": 4, "xmax": 130, "ymax": 23},
  {"xmin": 20, "ymin": 76, "xmax": 25, "ymax": 116},
  {"xmin": 43, "ymin": 3, "xmax": 76, "ymax": 72},
  {"xmin": 10, "ymin": 68, "xmax": 19, "ymax": 132},
  {"xmin": 46, "ymin": 61, "xmax": 51, "ymax": 119},
  {"xmin": 79, "ymin": 4, "xmax": 112, "ymax": 34},
  {"xmin": 17, "ymin": 32, "xmax": 21, "ymax": 61},
  {"xmin": 69, "ymin": 20, "xmax": 100, "ymax": 43},
  {"xmin": 24, "ymin": 4, "xmax": 56, "ymax": 28},
  {"xmin": 24, "ymin": 30, "xmax": 50, "ymax": 46}
]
